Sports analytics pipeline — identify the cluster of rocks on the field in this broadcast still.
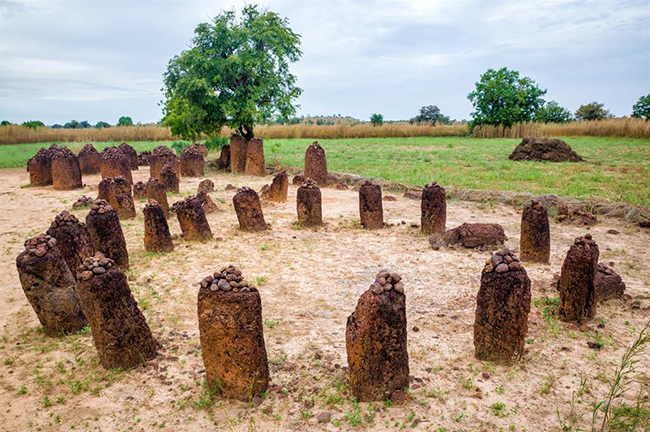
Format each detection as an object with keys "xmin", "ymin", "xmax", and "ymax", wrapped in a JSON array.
[
  {"xmin": 22, "ymin": 233, "xmax": 58, "ymax": 258},
  {"xmin": 100, "ymin": 146, "xmax": 133, "ymax": 184},
  {"xmin": 72, "ymin": 196, "xmax": 94, "ymax": 209},
  {"xmin": 77, "ymin": 252, "xmax": 114, "ymax": 281},
  {"xmin": 369, "ymin": 270, "xmax": 404, "ymax": 294},
  {"xmin": 46, "ymin": 210, "xmax": 95, "ymax": 275},
  {"xmin": 483, "ymin": 249, "xmax": 522, "ymax": 273},
  {"xmin": 199, "ymin": 265, "xmax": 257, "ymax": 293},
  {"xmin": 509, "ymin": 137, "xmax": 583, "ymax": 162}
]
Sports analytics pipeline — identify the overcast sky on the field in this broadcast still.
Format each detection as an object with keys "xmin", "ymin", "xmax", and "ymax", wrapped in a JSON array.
[{"xmin": 1, "ymin": 0, "xmax": 649, "ymax": 125}]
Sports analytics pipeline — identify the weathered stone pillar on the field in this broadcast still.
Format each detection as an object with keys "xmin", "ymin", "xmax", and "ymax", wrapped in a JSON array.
[
  {"xmin": 261, "ymin": 171, "xmax": 288, "ymax": 202},
  {"xmin": 46, "ymin": 210, "xmax": 95, "ymax": 277},
  {"xmin": 160, "ymin": 164, "xmax": 180, "ymax": 194},
  {"xmin": 218, "ymin": 145, "xmax": 230, "ymax": 170},
  {"xmin": 359, "ymin": 181, "xmax": 383, "ymax": 230},
  {"xmin": 197, "ymin": 179, "xmax": 214, "ymax": 195},
  {"xmin": 595, "ymin": 262, "xmax": 626, "ymax": 303},
  {"xmin": 85, "ymin": 200, "xmax": 129, "ymax": 268},
  {"xmin": 244, "ymin": 138, "xmax": 265, "ymax": 176},
  {"xmin": 520, "ymin": 199, "xmax": 551, "ymax": 263},
  {"xmin": 27, "ymin": 147, "xmax": 53, "ymax": 186},
  {"xmin": 100, "ymin": 146, "xmax": 132, "ymax": 184},
  {"xmin": 143, "ymin": 200, "xmax": 174, "ymax": 253},
  {"xmin": 145, "ymin": 178, "xmax": 169, "ymax": 217},
  {"xmin": 229, "ymin": 135, "xmax": 248, "ymax": 173},
  {"xmin": 118, "ymin": 142, "xmax": 139, "ymax": 170},
  {"xmin": 97, "ymin": 177, "xmax": 136, "ymax": 220},
  {"xmin": 172, "ymin": 196, "xmax": 213, "ymax": 241},
  {"xmin": 421, "ymin": 182, "xmax": 446, "ymax": 235},
  {"xmin": 197, "ymin": 191, "xmax": 219, "ymax": 214},
  {"xmin": 133, "ymin": 181, "xmax": 146, "ymax": 200},
  {"xmin": 51, "ymin": 146, "xmax": 82, "ymax": 190},
  {"xmin": 304, "ymin": 141, "xmax": 328, "ymax": 186},
  {"xmin": 558, "ymin": 234, "xmax": 599, "ymax": 322},
  {"xmin": 233, "ymin": 187, "xmax": 268, "ymax": 232},
  {"xmin": 180, "ymin": 145, "xmax": 205, "ymax": 177},
  {"xmin": 77, "ymin": 143, "xmax": 101, "ymax": 175},
  {"xmin": 150, "ymin": 146, "xmax": 179, "ymax": 180},
  {"xmin": 297, "ymin": 180, "xmax": 322, "ymax": 227}
]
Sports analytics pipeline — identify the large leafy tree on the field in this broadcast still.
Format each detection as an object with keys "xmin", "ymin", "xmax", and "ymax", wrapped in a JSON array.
[
  {"xmin": 370, "ymin": 113, "xmax": 384, "ymax": 126},
  {"xmin": 410, "ymin": 105, "xmax": 451, "ymax": 125},
  {"xmin": 534, "ymin": 101, "xmax": 573, "ymax": 123},
  {"xmin": 631, "ymin": 94, "xmax": 650, "ymax": 120},
  {"xmin": 575, "ymin": 102, "xmax": 611, "ymax": 121},
  {"xmin": 117, "ymin": 116, "xmax": 134, "ymax": 126},
  {"xmin": 467, "ymin": 67, "xmax": 547, "ymax": 127},
  {"xmin": 162, "ymin": 5, "xmax": 302, "ymax": 140}
]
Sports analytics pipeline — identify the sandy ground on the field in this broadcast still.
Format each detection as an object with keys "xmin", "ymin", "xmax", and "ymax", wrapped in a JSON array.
[{"xmin": 0, "ymin": 166, "xmax": 648, "ymax": 432}]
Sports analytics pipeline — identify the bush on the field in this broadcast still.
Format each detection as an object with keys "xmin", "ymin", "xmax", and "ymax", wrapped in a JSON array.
[
  {"xmin": 204, "ymin": 135, "xmax": 228, "ymax": 153},
  {"xmin": 370, "ymin": 113, "xmax": 384, "ymax": 126},
  {"xmin": 22, "ymin": 120, "xmax": 44, "ymax": 129},
  {"xmin": 170, "ymin": 141, "xmax": 191, "ymax": 155},
  {"xmin": 632, "ymin": 94, "xmax": 650, "ymax": 120}
]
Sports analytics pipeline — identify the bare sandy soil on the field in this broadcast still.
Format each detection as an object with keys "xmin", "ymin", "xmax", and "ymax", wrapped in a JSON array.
[{"xmin": 0, "ymin": 166, "xmax": 648, "ymax": 432}]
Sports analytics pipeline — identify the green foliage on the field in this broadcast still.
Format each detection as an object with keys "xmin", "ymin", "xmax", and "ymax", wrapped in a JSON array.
[
  {"xmin": 0, "ymin": 120, "xmax": 11, "ymax": 126},
  {"xmin": 170, "ymin": 141, "xmax": 191, "ymax": 156},
  {"xmin": 370, "ymin": 113, "xmax": 384, "ymax": 126},
  {"xmin": 63, "ymin": 120, "xmax": 88, "ymax": 129},
  {"xmin": 162, "ymin": 5, "xmax": 302, "ymax": 140},
  {"xmin": 117, "ymin": 116, "xmax": 134, "ymax": 127},
  {"xmin": 467, "ymin": 67, "xmax": 547, "ymax": 127},
  {"xmin": 631, "ymin": 94, "xmax": 650, "ymax": 120},
  {"xmin": 535, "ymin": 101, "xmax": 573, "ymax": 123},
  {"xmin": 204, "ymin": 135, "xmax": 228, "ymax": 152},
  {"xmin": 21, "ymin": 121, "xmax": 45, "ymax": 129},
  {"xmin": 410, "ymin": 105, "xmax": 451, "ymax": 125},
  {"xmin": 95, "ymin": 121, "xmax": 111, "ymax": 129},
  {"xmin": 575, "ymin": 102, "xmax": 611, "ymax": 121}
]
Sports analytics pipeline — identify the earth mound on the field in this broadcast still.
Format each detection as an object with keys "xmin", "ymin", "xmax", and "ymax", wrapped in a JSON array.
[{"xmin": 509, "ymin": 137, "xmax": 583, "ymax": 162}]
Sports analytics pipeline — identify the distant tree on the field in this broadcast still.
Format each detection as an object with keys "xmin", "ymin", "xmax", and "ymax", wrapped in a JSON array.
[
  {"xmin": 631, "ymin": 94, "xmax": 650, "ymax": 120},
  {"xmin": 64, "ymin": 120, "xmax": 82, "ymax": 129},
  {"xmin": 95, "ymin": 121, "xmax": 111, "ymax": 129},
  {"xmin": 370, "ymin": 113, "xmax": 384, "ymax": 126},
  {"xmin": 410, "ymin": 105, "xmax": 451, "ymax": 125},
  {"xmin": 575, "ymin": 102, "xmax": 611, "ymax": 121},
  {"xmin": 161, "ymin": 5, "xmax": 302, "ymax": 141},
  {"xmin": 534, "ymin": 101, "xmax": 573, "ymax": 123},
  {"xmin": 79, "ymin": 120, "xmax": 91, "ymax": 128},
  {"xmin": 467, "ymin": 67, "xmax": 547, "ymax": 128},
  {"xmin": 1, "ymin": 120, "xmax": 11, "ymax": 126},
  {"xmin": 22, "ymin": 120, "xmax": 45, "ymax": 129},
  {"xmin": 117, "ymin": 116, "xmax": 134, "ymax": 127},
  {"xmin": 51, "ymin": 124, "xmax": 63, "ymax": 129}
]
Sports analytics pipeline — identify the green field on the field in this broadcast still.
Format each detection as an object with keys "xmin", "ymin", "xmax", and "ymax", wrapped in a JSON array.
[{"xmin": 2, "ymin": 137, "xmax": 649, "ymax": 207}]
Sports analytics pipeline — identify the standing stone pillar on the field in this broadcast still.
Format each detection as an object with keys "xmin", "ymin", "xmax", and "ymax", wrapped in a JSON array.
[
  {"xmin": 218, "ymin": 145, "xmax": 231, "ymax": 170},
  {"xmin": 198, "ymin": 179, "xmax": 215, "ymax": 195},
  {"xmin": 229, "ymin": 135, "xmax": 248, "ymax": 173},
  {"xmin": 172, "ymin": 196, "xmax": 213, "ymax": 241},
  {"xmin": 304, "ymin": 141, "xmax": 328, "ymax": 186},
  {"xmin": 145, "ymin": 178, "xmax": 169, "ymax": 217},
  {"xmin": 198, "ymin": 265, "xmax": 269, "ymax": 401},
  {"xmin": 474, "ymin": 249, "xmax": 531, "ymax": 364},
  {"xmin": 143, "ymin": 200, "xmax": 174, "ymax": 253},
  {"xmin": 77, "ymin": 143, "xmax": 101, "ymax": 175},
  {"xmin": 51, "ymin": 146, "xmax": 83, "ymax": 190},
  {"xmin": 16, "ymin": 234, "xmax": 87, "ymax": 336},
  {"xmin": 118, "ymin": 142, "xmax": 139, "ymax": 170},
  {"xmin": 421, "ymin": 182, "xmax": 446, "ymax": 235},
  {"xmin": 100, "ymin": 146, "xmax": 133, "ymax": 184},
  {"xmin": 261, "ymin": 171, "xmax": 288, "ymax": 202},
  {"xmin": 150, "ymin": 146, "xmax": 179, "ymax": 180},
  {"xmin": 46, "ymin": 210, "xmax": 95, "ymax": 276},
  {"xmin": 98, "ymin": 177, "xmax": 136, "ymax": 220},
  {"xmin": 520, "ymin": 199, "xmax": 551, "ymax": 263},
  {"xmin": 27, "ymin": 147, "xmax": 54, "ymax": 186},
  {"xmin": 558, "ymin": 234, "xmax": 599, "ymax": 322},
  {"xmin": 359, "ymin": 181, "xmax": 383, "ymax": 230},
  {"xmin": 85, "ymin": 200, "xmax": 129, "ymax": 268},
  {"xmin": 180, "ymin": 145, "xmax": 205, "ymax": 177},
  {"xmin": 244, "ymin": 138, "xmax": 265, "ymax": 176},
  {"xmin": 133, "ymin": 181, "xmax": 147, "ymax": 200},
  {"xmin": 233, "ymin": 187, "xmax": 268, "ymax": 232},
  {"xmin": 76, "ymin": 253, "xmax": 157, "ymax": 369},
  {"xmin": 160, "ymin": 164, "xmax": 180, "ymax": 194},
  {"xmin": 297, "ymin": 180, "xmax": 322, "ymax": 227}
]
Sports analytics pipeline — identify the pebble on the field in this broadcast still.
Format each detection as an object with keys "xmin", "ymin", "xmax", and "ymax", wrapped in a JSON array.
[
  {"xmin": 92, "ymin": 267, "xmax": 106, "ymax": 275},
  {"xmin": 495, "ymin": 263, "xmax": 509, "ymax": 273},
  {"xmin": 317, "ymin": 412, "xmax": 332, "ymax": 423}
]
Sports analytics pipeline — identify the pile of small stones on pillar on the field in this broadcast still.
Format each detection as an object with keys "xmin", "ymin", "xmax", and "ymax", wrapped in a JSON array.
[
  {"xmin": 150, "ymin": 146, "xmax": 179, "ymax": 180},
  {"xmin": 160, "ymin": 163, "xmax": 180, "ymax": 194},
  {"xmin": 233, "ymin": 187, "xmax": 268, "ymax": 232},
  {"xmin": 171, "ymin": 196, "xmax": 213, "ymax": 241},
  {"xmin": 46, "ymin": 210, "xmax": 95, "ymax": 276},
  {"xmin": 118, "ymin": 142, "xmax": 139, "ymax": 170},
  {"xmin": 72, "ymin": 196, "xmax": 94, "ymax": 209},
  {"xmin": 558, "ymin": 234, "xmax": 599, "ymax": 322},
  {"xmin": 100, "ymin": 146, "xmax": 133, "ymax": 184},
  {"xmin": 145, "ymin": 178, "xmax": 169, "ymax": 216},
  {"xmin": 474, "ymin": 249, "xmax": 531, "ymax": 365},
  {"xmin": 97, "ymin": 177, "xmax": 136, "ymax": 220},
  {"xmin": 520, "ymin": 199, "xmax": 550, "ymax": 263},
  {"xmin": 244, "ymin": 138, "xmax": 265, "ymax": 176},
  {"xmin": 359, "ymin": 181, "xmax": 384, "ymax": 230},
  {"xmin": 50, "ymin": 145, "xmax": 82, "ymax": 190},
  {"xmin": 296, "ymin": 179, "xmax": 323, "ymax": 227},
  {"xmin": 15, "ymin": 234, "xmax": 87, "ymax": 336},
  {"xmin": 180, "ymin": 145, "xmax": 205, "ymax": 177},
  {"xmin": 261, "ymin": 171, "xmax": 288, "ymax": 202},
  {"xmin": 143, "ymin": 200, "xmax": 174, "ymax": 253},
  {"xmin": 133, "ymin": 181, "xmax": 147, "ymax": 200},
  {"xmin": 77, "ymin": 143, "xmax": 101, "ymax": 175},
  {"xmin": 85, "ymin": 199, "xmax": 130, "ymax": 268},
  {"xmin": 420, "ymin": 182, "xmax": 446, "ymax": 235},
  {"xmin": 304, "ymin": 141, "xmax": 328, "ymax": 186},
  {"xmin": 197, "ymin": 265, "xmax": 269, "ymax": 401},
  {"xmin": 346, "ymin": 270, "xmax": 409, "ymax": 401},
  {"xmin": 76, "ymin": 253, "xmax": 158, "ymax": 369}
]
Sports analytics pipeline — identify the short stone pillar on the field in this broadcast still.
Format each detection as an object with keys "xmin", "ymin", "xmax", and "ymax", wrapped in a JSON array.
[
  {"xmin": 558, "ymin": 234, "xmax": 599, "ymax": 322},
  {"xmin": 16, "ymin": 234, "xmax": 87, "ymax": 336},
  {"xmin": 85, "ymin": 200, "xmax": 129, "ymax": 268},
  {"xmin": 421, "ymin": 182, "xmax": 446, "ymax": 235},
  {"xmin": 51, "ymin": 146, "xmax": 82, "ymax": 190},
  {"xmin": 143, "ymin": 200, "xmax": 174, "ymax": 253},
  {"xmin": 97, "ymin": 177, "xmax": 136, "ymax": 220},
  {"xmin": 28, "ymin": 147, "xmax": 54, "ymax": 186},
  {"xmin": 218, "ymin": 145, "xmax": 230, "ymax": 170},
  {"xmin": 297, "ymin": 180, "xmax": 322, "ymax": 227},
  {"xmin": 244, "ymin": 138, "xmax": 265, "ymax": 176},
  {"xmin": 133, "ymin": 181, "xmax": 147, "ymax": 200},
  {"xmin": 229, "ymin": 135, "xmax": 248, "ymax": 173},
  {"xmin": 76, "ymin": 254, "xmax": 157, "ymax": 369},
  {"xmin": 180, "ymin": 145, "xmax": 205, "ymax": 177},
  {"xmin": 197, "ymin": 179, "xmax": 214, "ymax": 195},
  {"xmin": 160, "ymin": 164, "xmax": 180, "ymax": 194},
  {"xmin": 118, "ymin": 142, "xmax": 139, "ymax": 170},
  {"xmin": 77, "ymin": 143, "xmax": 101, "ymax": 175},
  {"xmin": 46, "ymin": 210, "xmax": 95, "ymax": 276},
  {"xmin": 474, "ymin": 249, "xmax": 531, "ymax": 364},
  {"xmin": 346, "ymin": 270, "xmax": 409, "ymax": 401},
  {"xmin": 172, "ymin": 196, "xmax": 213, "ymax": 241},
  {"xmin": 359, "ymin": 181, "xmax": 383, "ymax": 230},
  {"xmin": 595, "ymin": 262, "xmax": 626, "ymax": 303},
  {"xmin": 304, "ymin": 141, "xmax": 328, "ymax": 186},
  {"xmin": 520, "ymin": 199, "xmax": 550, "ymax": 264},
  {"xmin": 150, "ymin": 146, "xmax": 179, "ymax": 180},
  {"xmin": 100, "ymin": 146, "xmax": 133, "ymax": 184},
  {"xmin": 262, "ymin": 171, "xmax": 288, "ymax": 202},
  {"xmin": 197, "ymin": 191, "xmax": 219, "ymax": 214},
  {"xmin": 145, "ymin": 178, "xmax": 169, "ymax": 217},
  {"xmin": 233, "ymin": 187, "xmax": 268, "ymax": 232},
  {"xmin": 198, "ymin": 265, "xmax": 269, "ymax": 401}
]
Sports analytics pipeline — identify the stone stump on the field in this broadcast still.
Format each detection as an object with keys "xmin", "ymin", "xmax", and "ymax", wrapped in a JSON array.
[
  {"xmin": 198, "ymin": 265, "xmax": 268, "ymax": 401},
  {"xmin": 172, "ymin": 196, "xmax": 213, "ymax": 241},
  {"xmin": 181, "ymin": 145, "xmax": 205, "ymax": 177},
  {"xmin": 100, "ymin": 146, "xmax": 132, "ymax": 184},
  {"xmin": 28, "ymin": 147, "xmax": 53, "ymax": 186},
  {"xmin": 198, "ymin": 179, "xmax": 214, "ymax": 195},
  {"xmin": 150, "ymin": 146, "xmax": 179, "ymax": 180},
  {"xmin": 233, "ymin": 187, "xmax": 268, "ymax": 232},
  {"xmin": 51, "ymin": 146, "xmax": 82, "ymax": 190},
  {"xmin": 160, "ymin": 164, "xmax": 180, "ymax": 194},
  {"xmin": 145, "ymin": 178, "xmax": 169, "ymax": 217},
  {"xmin": 474, "ymin": 249, "xmax": 531, "ymax": 364},
  {"xmin": 118, "ymin": 142, "xmax": 139, "ymax": 170},
  {"xmin": 77, "ymin": 143, "xmax": 101, "ymax": 175},
  {"xmin": 143, "ymin": 200, "xmax": 174, "ymax": 253},
  {"xmin": 229, "ymin": 135, "xmax": 248, "ymax": 173},
  {"xmin": 359, "ymin": 181, "xmax": 383, "ymax": 230},
  {"xmin": 76, "ymin": 254, "xmax": 157, "ymax": 369},
  {"xmin": 261, "ymin": 171, "xmax": 288, "ymax": 202},
  {"xmin": 429, "ymin": 223, "xmax": 508, "ymax": 250},
  {"xmin": 98, "ymin": 177, "xmax": 136, "ymax": 220},
  {"xmin": 346, "ymin": 270, "xmax": 409, "ymax": 401},
  {"xmin": 197, "ymin": 191, "xmax": 219, "ymax": 214},
  {"xmin": 304, "ymin": 141, "xmax": 328, "ymax": 186},
  {"xmin": 421, "ymin": 182, "xmax": 446, "ymax": 235},
  {"xmin": 297, "ymin": 180, "xmax": 322, "ymax": 227},
  {"xmin": 46, "ymin": 210, "xmax": 95, "ymax": 277},
  {"xmin": 218, "ymin": 145, "xmax": 230, "ymax": 170},
  {"xmin": 520, "ymin": 199, "xmax": 550, "ymax": 263},
  {"xmin": 133, "ymin": 181, "xmax": 147, "ymax": 200},
  {"xmin": 16, "ymin": 234, "xmax": 87, "ymax": 336},
  {"xmin": 85, "ymin": 200, "xmax": 129, "ymax": 268},
  {"xmin": 595, "ymin": 262, "xmax": 626, "ymax": 303},
  {"xmin": 558, "ymin": 234, "xmax": 599, "ymax": 322},
  {"xmin": 244, "ymin": 138, "xmax": 265, "ymax": 176}
]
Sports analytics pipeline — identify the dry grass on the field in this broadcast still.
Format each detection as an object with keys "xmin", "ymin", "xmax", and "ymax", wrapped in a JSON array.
[{"xmin": 1, "ymin": 118, "xmax": 649, "ymax": 144}]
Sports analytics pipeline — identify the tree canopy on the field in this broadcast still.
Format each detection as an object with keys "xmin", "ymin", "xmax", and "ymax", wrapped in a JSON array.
[
  {"xmin": 632, "ymin": 94, "xmax": 650, "ymax": 120},
  {"xmin": 117, "ymin": 116, "xmax": 134, "ymax": 127},
  {"xmin": 534, "ymin": 101, "xmax": 573, "ymax": 123},
  {"xmin": 467, "ymin": 67, "xmax": 547, "ymax": 127},
  {"xmin": 575, "ymin": 102, "xmax": 611, "ymax": 121},
  {"xmin": 21, "ymin": 120, "xmax": 44, "ymax": 129},
  {"xmin": 370, "ymin": 113, "xmax": 384, "ymax": 126},
  {"xmin": 410, "ymin": 105, "xmax": 451, "ymax": 125},
  {"xmin": 161, "ymin": 5, "xmax": 302, "ymax": 140}
]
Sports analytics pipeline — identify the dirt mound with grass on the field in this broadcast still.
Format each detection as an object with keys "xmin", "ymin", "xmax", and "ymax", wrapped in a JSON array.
[{"xmin": 509, "ymin": 137, "xmax": 583, "ymax": 162}]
